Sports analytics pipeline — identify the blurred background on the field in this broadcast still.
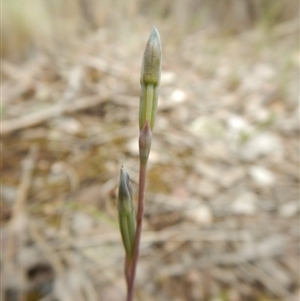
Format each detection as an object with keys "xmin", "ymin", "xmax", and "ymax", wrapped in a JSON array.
[{"xmin": 1, "ymin": 1, "xmax": 299, "ymax": 301}]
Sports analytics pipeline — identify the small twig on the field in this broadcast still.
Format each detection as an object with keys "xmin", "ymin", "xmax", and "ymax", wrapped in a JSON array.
[
  {"xmin": 1, "ymin": 95, "xmax": 108, "ymax": 135},
  {"xmin": 52, "ymin": 161, "xmax": 80, "ymax": 235},
  {"xmin": 12, "ymin": 145, "xmax": 38, "ymax": 218},
  {"xmin": 4, "ymin": 145, "xmax": 38, "ymax": 301}
]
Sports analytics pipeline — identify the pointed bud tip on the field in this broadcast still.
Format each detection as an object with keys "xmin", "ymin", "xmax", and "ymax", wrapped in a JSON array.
[
  {"xmin": 148, "ymin": 27, "xmax": 161, "ymax": 54},
  {"xmin": 150, "ymin": 27, "xmax": 160, "ymax": 41},
  {"xmin": 118, "ymin": 167, "xmax": 133, "ymax": 204},
  {"xmin": 120, "ymin": 166, "xmax": 127, "ymax": 179}
]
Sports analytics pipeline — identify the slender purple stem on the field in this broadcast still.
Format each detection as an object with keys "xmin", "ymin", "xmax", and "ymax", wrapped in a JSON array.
[
  {"xmin": 125, "ymin": 256, "xmax": 131, "ymax": 288},
  {"xmin": 126, "ymin": 162, "xmax": 147, "ymax": 301}
]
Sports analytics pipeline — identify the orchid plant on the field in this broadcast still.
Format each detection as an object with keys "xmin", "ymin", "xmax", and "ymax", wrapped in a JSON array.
[{"xmin": 118, "ymin": 27, "xmax": 162, "ymax": 301}]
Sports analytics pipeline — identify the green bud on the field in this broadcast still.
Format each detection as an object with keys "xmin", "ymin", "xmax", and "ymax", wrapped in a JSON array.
[
  {"xmin": 139, "ymin": 27, "xmax": 162, "ymax": 131},
  {"xmin": 118, "ymin": 167, "xmax": 136, "ymax": 258},
  {"xmin": 140, "ymin": 27, "xmax": 162, "ymax": 86}
]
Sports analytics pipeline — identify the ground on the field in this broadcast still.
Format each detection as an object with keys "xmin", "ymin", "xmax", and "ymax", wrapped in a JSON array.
[{"xmin": 1, "ymin": 20, "xmax": 299, "ymax": 301}]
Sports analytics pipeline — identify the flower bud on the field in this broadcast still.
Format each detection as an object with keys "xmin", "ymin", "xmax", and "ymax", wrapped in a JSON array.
[
  {"xmin": 139, "ymin": 27, "xmax": 162, "ymax": 131},
  {"xmin": 118, "ymin": 167, "xmax": 136, "ymax": 257},
  {"xmin": 140, "ymin": 27, "xmax": 162, "ymax": 86}
]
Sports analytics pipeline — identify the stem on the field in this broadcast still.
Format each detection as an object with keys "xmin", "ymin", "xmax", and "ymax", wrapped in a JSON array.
[
  {"xmin": 125, "ymin": 256, "xmax": 131, "ymax": 288},
  {"xmin": 126, "ymin": 161, "xmax": 147, "ymax": 301}
]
